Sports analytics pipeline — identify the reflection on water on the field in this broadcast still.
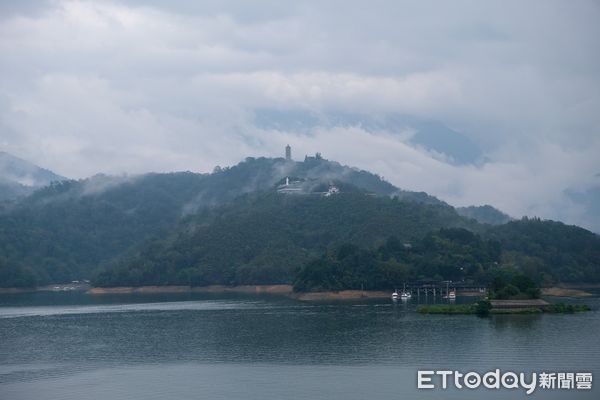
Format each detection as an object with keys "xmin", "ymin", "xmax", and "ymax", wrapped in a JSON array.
[{"xmin": 0, "ymin": 292, "xmax": 598, "ymax": 400}]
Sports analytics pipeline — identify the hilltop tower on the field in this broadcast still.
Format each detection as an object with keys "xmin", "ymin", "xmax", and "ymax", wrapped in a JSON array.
[{"xmin": 285, "ymin": 144, "xmax": 292, "ymax": 160}]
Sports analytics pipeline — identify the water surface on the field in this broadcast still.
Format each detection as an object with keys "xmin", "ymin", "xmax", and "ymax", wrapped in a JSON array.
[{"xmin": 0, "ymin": 291, "xmax": 598, "ymax": 399}]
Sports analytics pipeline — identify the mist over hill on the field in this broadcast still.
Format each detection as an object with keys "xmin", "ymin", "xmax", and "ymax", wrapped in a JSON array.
[
  {"xmin": 0, "ymin": 156, "xmax": 446, "ymax": 286},
  {"xmin": 456, "ymin": 205, "xmax": 512, "ymax": 225},
  {"xmin": 0, "ymin": 152, "xmax": 66, "ymax": 201},
  {"xmin": 0, "ymin": 154, "xmax": 598, "ymax": 289}
]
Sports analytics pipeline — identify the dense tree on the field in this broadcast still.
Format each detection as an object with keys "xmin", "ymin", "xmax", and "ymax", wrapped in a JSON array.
[
  {"xmin": 489, "ymin": 218, "xmax": 600, "ymax": 282},
  {"xmin": 294, "ymin": 229, "xmax": 503, "ymax": 292},
  {"xmin": 488, "ymin": 272, "xmax": 541, "ymax": 300},
  {"xmin": 94, "ymin": 193, "xmax": 475, "ymax": 287},
  {"xmin": 0, "ymin": 256, "xmax": 36, "ymax": 288}
]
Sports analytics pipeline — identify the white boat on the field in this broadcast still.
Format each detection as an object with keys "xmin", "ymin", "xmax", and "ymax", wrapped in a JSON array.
[
  {"xmin": 400, "ymin": 283, "xmax": 411, "ymax": 300},
  {"xmin": 443, "ymin": 282, "xmax": 457, "ymax": 300},
  {"xmin": 391, "ymin": 290, "xmax": 399, "ymax": 300}
]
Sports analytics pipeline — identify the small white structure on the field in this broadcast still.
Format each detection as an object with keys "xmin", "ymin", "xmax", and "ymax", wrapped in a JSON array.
[
  {"xmin": 324, "ymin": 185, "xmax": 340, "ymax": 197},
  {"xmin": 277, "ymin": 176, "xmax": 304, "ymax": 194}
]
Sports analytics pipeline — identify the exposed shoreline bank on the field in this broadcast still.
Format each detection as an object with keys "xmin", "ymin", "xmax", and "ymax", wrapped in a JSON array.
[
  {"xmin": 2, "ymin": 284, "xmax": 595, "ymax": 300},
  {"xmin": 87, "ymin": 285, "xmax": 389, "ymax": 300},
  {"xmin": 87, "ymin": 284, "xmax": 295, "ymax": 295},
  {"xmin": 86, "ymin": 284, "xmax": 593, "ymax": 299}
]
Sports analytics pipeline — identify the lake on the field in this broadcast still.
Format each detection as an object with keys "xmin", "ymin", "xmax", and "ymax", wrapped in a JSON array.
[{"xmin": 0, "ymin": 291, "xmax": 598, "ymax": 399}]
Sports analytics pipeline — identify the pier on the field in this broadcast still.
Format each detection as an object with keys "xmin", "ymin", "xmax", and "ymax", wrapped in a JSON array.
[{"xmin": 400, "ymin": 281, "xmax": 487, "ymax": 297}]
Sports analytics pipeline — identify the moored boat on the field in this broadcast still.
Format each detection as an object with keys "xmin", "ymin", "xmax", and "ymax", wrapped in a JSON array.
[{"xmin": 400, "ymin": 283, "xmax": 411, "ymax": 300}]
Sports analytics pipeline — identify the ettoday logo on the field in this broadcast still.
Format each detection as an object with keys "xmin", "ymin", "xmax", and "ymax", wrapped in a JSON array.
[{"xmin": 417, "ymin": 369, "xmax": 592, "ymax": 395}]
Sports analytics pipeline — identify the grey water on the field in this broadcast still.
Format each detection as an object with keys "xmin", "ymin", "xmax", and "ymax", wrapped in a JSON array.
[{"xmin": 0, "ymin": 291, "xmax": 598, "ymax": 400}]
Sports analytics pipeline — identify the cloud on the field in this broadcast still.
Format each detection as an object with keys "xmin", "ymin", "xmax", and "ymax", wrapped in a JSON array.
[{"xmin": 0, "ymin": 0, "xmax": 599, "ymax": 231}]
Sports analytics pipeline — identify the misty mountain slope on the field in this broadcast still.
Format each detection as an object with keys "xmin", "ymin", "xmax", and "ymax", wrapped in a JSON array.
[
  {"xmin": 0, "ymin": 181, "xmax": 33, "ymax": 202},
  {"xmin": 0, "ymin": 156, "xmax": 446, "ymax": 287},
  {"xmin": 18, "ymin": 156, "xmax": 404, "ymax": 210},
  {"xmin": 0, "ymin": 169, "xmax": 225, "ymax": 286},
  {"xmin": 2, "ymin": 154, "xmax": 586, "ymax": 288},
  {"xmin": 0, "ymin": 172, "xmax": 210, "ymax": 286},
  {"xmin": 95, "ymin": 193, "xmax": 600, "ymax": 288},
  {"xmin": 0, "ymin": 151, "xmax": 66, "ymax": 201},
  {"xmin": 186, "ymin": 155, "xmax": 401, "ymax": 209},
  {"xmin": 94, "ymin": 192, "xmax": 479, "ymax": 287},
  {"xmin": 456, "ymin": 205, "xmax": 512, "ymax": 225}
]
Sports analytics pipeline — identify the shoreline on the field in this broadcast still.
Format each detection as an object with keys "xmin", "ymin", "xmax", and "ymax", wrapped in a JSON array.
[
  {"xmin": 87, "ymin": 285, "xmax": 390, "ymax": 300},
  {"xmin": 87, "ymin": 285, "xmax": 387, "ymax": 300},
  {"xmin": 191, "ymin": 284, "xmax": 293, "ymax": 295},
  {"xmin": 2, "ymin": 284, "xmax": 595, "ymax": 300},
  {"xmin": 87, "ymin": 284, "xmax": 295, "ymax": 295},
  {"xmin": 87, "ymin": 285, "xmax": 191, "ymax": 294}
]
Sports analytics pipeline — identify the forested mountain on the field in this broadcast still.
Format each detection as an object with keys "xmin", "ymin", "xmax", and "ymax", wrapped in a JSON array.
[
  {"xmin": 93, "ymin": 193, "xmax": 476, "ymax": 287},
  {"xmin": 0, "ymin": 173, "xmax": 207, "ymax": 286},
  {"xmin": 95, "ymin": 194, "xmax": 600, "ymax": 289},
  {"xmin": 294, "ymin": 228, "xmax": 502, "ymax": 292},
  {"xmin": 0, "ymin": 155, "xmax": 597, "ymax": 289},
  {"xmin": 0, "ymin": 156, "xmax": 443, "ymax": 287},
  {"xmin": 488, "ymin": 218, "xmax": 600, "ymax": 282},
  {"xmin": 294, "ymin": 219, "xmax": 600, "ymax": 292}
]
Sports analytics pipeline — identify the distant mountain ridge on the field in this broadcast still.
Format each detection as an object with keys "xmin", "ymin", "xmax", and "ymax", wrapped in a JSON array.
[
  {"xmin": 0, "ymin": 151, "xmax": 66, "ymax": 200},
  {"xmin": 0, "ymin": 152, "xmax": 504, "ymax": 220}
]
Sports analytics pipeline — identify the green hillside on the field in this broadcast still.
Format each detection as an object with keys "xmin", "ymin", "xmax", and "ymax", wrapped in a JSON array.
[
  {"xmin": 0, "ymin": 157, "xmax": 419, "ymax": 287},
  {"xmin": 1, "ymin": 156, "xmax": 597, "ymax": 289},
  {"xmin": 93, "ymin": 192, "xmax": 475, "ymax": 287},
  {"xmin": 488, "ymin": 218, "xmax": 600, "ymax": 282},
  {"xmin": 294, "ymin": 228, "xmax": 502, "ymax": 292},
  {"xmin": 294, "ymin": 219, "xmax": 600, "ymax": 291}
]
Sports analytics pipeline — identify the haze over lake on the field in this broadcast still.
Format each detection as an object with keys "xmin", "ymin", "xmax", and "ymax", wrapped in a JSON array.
[{"xmin": 1, "ymin": 292, "xmax": 598, "ymax": 400}]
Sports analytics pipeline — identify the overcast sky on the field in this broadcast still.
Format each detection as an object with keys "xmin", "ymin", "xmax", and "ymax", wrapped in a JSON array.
[{"xmin": 1, "ymin": 0, "xmax": 599, "ymax": 231}]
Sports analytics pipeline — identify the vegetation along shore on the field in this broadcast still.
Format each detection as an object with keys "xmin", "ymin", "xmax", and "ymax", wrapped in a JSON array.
[{"xmin": 417, "ymin": 300, "xmax": 591, "ymax": 315}]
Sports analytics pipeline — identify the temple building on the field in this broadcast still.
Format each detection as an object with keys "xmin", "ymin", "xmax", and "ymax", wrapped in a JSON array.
[{"xmin": 285, "ymin": 145, "xmax": 292, "ymax": 160}]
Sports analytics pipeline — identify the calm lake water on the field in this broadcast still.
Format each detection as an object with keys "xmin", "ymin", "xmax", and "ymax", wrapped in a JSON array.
[{"xmin": 0, "ymin": 291, "xmax": 598, "ymax": 400}]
